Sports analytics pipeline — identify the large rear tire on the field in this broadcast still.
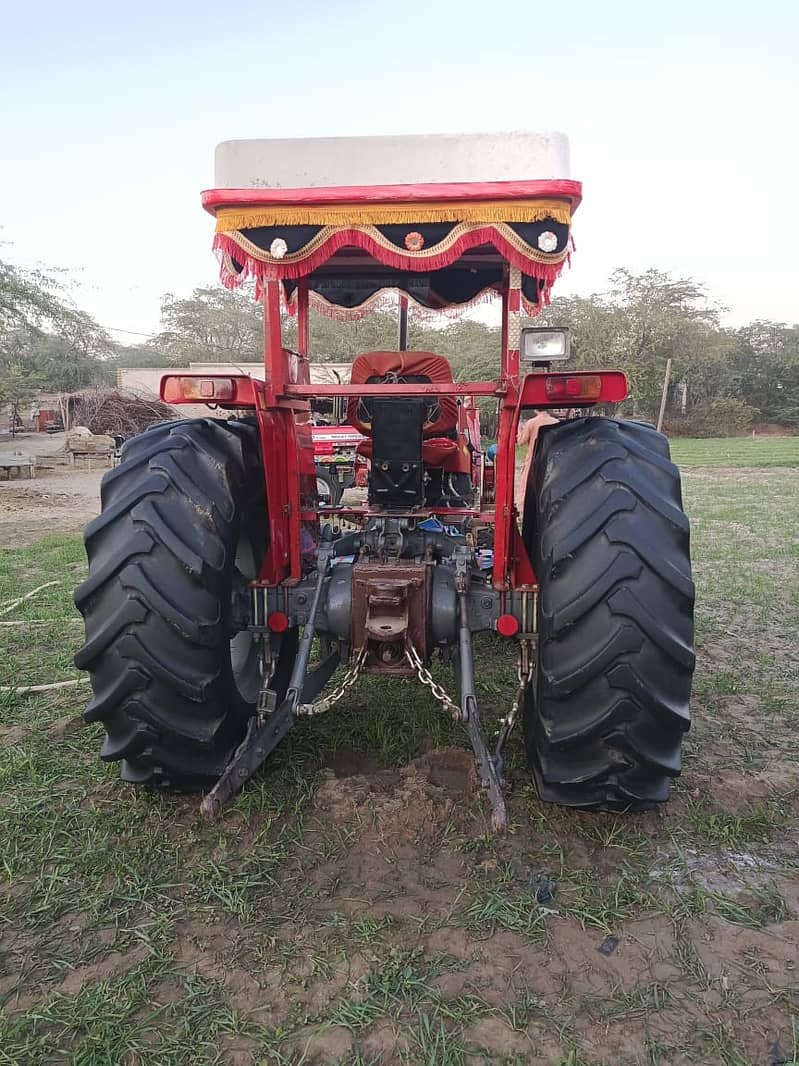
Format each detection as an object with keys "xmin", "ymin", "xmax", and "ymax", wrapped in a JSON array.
[
  {"xmin": 522, "ymin": 417, "xmax": 694, "ymax": 810},
  {"xmin": 74, "ymin": 417, "xmax": 296, "ymax": 788}
]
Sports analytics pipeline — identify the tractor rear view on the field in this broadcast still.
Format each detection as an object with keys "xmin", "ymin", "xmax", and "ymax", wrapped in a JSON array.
[{"xmin": 74, "ymin": 132, "xmax": 694, "ymax": 831}]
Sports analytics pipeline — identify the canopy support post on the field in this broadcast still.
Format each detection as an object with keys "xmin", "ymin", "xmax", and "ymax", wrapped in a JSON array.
[
  {"xmin": 297, "ymin": 280, "xmax": 310, "ymax": 357},
  {"xmin": 398, "ymin": 294, "xmax": 409, "ymax": 351},
  {"xmin": 502, "ymin": 279, "xmax": 509, "ymax": 366},
  {"xmin": 504, "ymin": 266, "xmax": 521, "ymax": 381},
  {"xmin": 263, "ymin": 281, "xmax": 283, "ymax": 402}
]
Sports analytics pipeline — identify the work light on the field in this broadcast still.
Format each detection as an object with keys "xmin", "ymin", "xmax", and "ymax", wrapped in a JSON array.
[{"xmin": 520, "ymin": 327, "xmax": 571, "ymax": 363}]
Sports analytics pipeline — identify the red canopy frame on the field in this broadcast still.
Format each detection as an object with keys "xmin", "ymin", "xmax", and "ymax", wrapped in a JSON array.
[
  {"xmin": 256, "ymin": 260, "xmax": 530, "ymax": 588},
  {"xmin": 193, "ymin": 164, "xmax": 623, "ymax": 591}
]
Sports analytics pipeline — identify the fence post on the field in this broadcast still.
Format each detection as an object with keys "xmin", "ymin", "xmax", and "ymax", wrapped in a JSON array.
[{"xmin": 656, "ymin": 358, "xmax": 673, "ymax": 434}]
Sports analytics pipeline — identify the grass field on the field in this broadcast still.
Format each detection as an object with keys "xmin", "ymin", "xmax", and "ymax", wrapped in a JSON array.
[
  {"xmin": 1, "ymin": 441, "xmax": 798, "ymax": 1065},
  {"xmin": 519, "ymin": 434, "xmax": 799, "ymax": 470},
  {"xmin": 668, "ymin": 435, "xmax": 799, "ymax": 467}
]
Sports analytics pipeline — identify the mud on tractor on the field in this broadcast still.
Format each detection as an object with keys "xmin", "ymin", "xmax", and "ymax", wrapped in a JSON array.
[{"xmin": 75, "ymin": 132, "xmax": 695, "ymax": 831}]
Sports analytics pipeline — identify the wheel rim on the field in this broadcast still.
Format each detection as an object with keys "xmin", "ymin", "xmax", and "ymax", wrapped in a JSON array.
[
  {"xmin": 317, "ymin": 474, "xmax": 333, "ymax": 505},
  {"xmin": 229, "ymin": 532, "xmax": 260, "ymax": 704}
]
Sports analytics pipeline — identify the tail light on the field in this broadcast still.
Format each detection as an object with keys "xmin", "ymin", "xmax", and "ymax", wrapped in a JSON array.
[
  {"xmin": 161, "ymin": 375, "xmax": 253, "ymax": 405},
  {"xmin": 519, "ymin": 370, "xmax": 628, "ymax": 407},
  {"xmin": 545, "ymin": 374, "xmax": 602, "ymax": 401}
]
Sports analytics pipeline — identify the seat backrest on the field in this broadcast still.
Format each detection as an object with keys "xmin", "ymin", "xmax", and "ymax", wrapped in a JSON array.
[
  {"xmin": 347, "ymin": 351, "xmax": 458, "ymax": 437},
  {"xmin": 368, "ymin": 397, "xmax": 427, "ymax": 508}
]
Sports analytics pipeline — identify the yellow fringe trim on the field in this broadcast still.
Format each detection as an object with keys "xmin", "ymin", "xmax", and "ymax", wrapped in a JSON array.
[{"xmin": 214, "ymin": 198, "xmax": 572, "ymax": 231}]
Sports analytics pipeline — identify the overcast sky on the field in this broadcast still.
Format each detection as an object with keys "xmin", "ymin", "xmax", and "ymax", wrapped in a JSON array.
[{"xmin": 1, "ymin": 0, "xmax": 796, "ymax": 343}]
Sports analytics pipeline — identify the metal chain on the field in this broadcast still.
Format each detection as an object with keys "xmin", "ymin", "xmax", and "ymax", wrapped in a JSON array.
[
  {"xmin": 298, "ymin": 642, "xmax": 461, "ymax": 721},
  {"xmin": 296, "ymin": 646, "xmax": 368, "ymax": 717},
  {"xmin": 496, "ymin": 643, "xmax": 536, "ymax": 749},
  {"xmin": 404, "ymin": 643, "xmax": 461, "ymax": 721},
  {"xmin": 505, "ymin": 666, "xmax": 531, "ymax": 731}
]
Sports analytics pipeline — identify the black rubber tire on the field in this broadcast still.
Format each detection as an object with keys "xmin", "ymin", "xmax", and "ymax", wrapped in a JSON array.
[
  {"xmin": 316, "ymin": 468, "xmax": 342, "ymax": 506},
  {"xmin": 74, "ymin": 417, "xmax": 296, "ymax": 788},
  {"xmin": 522, "ymin": 417, "xmax": 694, "ymax": 810}
]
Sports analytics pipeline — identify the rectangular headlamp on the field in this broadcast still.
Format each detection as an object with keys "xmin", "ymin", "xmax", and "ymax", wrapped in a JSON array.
[{"xmin": 520, "ymin": 327, "xmax": 571, "ymax": 363}]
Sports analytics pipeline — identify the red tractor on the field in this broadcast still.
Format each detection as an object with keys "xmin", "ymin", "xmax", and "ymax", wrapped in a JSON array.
[
  {"xmin": 75, "ymin": 132, "xmax": 694, "ymax": 831},
  {"xmin": 311, "ymin": 422, "xmax": 367, "ymax": 506}
]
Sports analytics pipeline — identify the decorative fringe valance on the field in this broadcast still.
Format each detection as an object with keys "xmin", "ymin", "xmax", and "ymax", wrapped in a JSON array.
[
  {"xmin": 215, "ymin": 198, "xmax": 571, "ymax": 231},
  {"xmin": 284, "ymin": 285, "xmax": 505, "ymax": 323},
  {"xmin": 214, "ymin": 224, "xmax": 569, "ymax": 282},
  {"xmin": 299, "ymin": 289, "xmax": 398, "ymax": 322},
  {"xmin": 215, "ymin": 232, "xmax": 570, "ymax": 312}
]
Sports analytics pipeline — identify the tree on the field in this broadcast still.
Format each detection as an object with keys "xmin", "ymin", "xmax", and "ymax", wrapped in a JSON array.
[
  {"xmin": 290, "ymin": 309, "xmax": 400, "ymax": 360},
  {"xmin": 0, "ymin": 257, "xmax": 67, "ymax": 335},
  {"xmin": 416, "ymin": 318, "xmax": 500, "ymax": 380},
  {"xmin": 106, "ymin": 342, "xmax": 172, "ymax": 370},
  {"xmin": 23, "ymin": 313, "xmax": 117, "ymax": 393},
  {"xmin": 1, "ymin": 254, "xmax": 116, "ymax": 400},
  {"xmin": 540, "ymin": 269, "xmax": 735, "ymax": 422},
  {"xmin": 153, "ymin": 286, "xmax": 263, "ymax": 364},
  {"xmin": 0, "ymin": 361, "xmax": 39, "ymax": 435},
  {"xmin": 26, "ymin": 334, "xmax": 103, "ymax": 392},
  {"xmin": 726, "ymin": 321, "xmax": 799, "ymax": 428}
]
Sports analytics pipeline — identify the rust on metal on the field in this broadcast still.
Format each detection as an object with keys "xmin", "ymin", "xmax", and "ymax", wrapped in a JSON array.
[{"xmin": 351, "ymin": 561, "xmax": 428, "ymax": 675}]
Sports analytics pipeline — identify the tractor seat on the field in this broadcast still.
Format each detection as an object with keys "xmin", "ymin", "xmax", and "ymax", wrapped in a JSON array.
[
  {"xmin": 347, "ymin": 351, "xmax": 458, "ymax": 437},
  {"xmin": 355, "ymin": 436, "xmax": 458, "ymax": 468}
]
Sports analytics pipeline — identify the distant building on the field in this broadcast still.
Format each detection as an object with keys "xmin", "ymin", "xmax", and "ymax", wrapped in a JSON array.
[{"xmin": 1, "ymin": 392, "xmax": 73, "ymax": 434}]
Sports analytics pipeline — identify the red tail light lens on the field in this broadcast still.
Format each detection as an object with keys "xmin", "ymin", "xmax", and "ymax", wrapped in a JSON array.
[
  {"xmin": 545, "ymin": 374, "xmax": 603, "ymax": 401},
  {"xmin": 519, "ymin": 370, "xmax": 628, "ymax": 407},
  {"xmin": 161, "ymin": 376, "xmax": 236, "ymax": 403}
]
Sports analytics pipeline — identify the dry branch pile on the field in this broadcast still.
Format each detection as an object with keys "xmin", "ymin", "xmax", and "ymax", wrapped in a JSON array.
[{"xmin": 71, "ymin": 389, "xmax": 177, "ymax": 437}]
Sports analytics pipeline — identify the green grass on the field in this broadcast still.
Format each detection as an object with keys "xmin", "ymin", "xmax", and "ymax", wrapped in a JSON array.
[
  {"xmin": 1, "ymin": 458, "xmax": 799, "ymax": 1064},
  {"xmin": 668, "ymin": 434, "xmax": 799, "ymax": 467}
]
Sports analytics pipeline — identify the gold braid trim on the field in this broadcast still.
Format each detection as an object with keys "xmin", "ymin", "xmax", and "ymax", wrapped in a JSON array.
[
  {"xmin": 222, "ymin": 223, "xmax": 570, "ymax": 267},
  {"xmin": 305, "ymin": 289, "xmax": 396, "ymax": 319},
  {"xmin": 495, "ymin": 227, "xmax": 570, "ymax": 264},
  {"xmin": 214, "ymin": 198, "xmax": 571, "ymax": 231},
  {"xmin": 221, "ymin": 250, "xmax": 241, "ymax": 275}
]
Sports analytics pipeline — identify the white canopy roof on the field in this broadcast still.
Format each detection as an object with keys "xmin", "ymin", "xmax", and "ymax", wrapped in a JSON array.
[{"xmin": 214, "ymin": 131, "xmax": 571, "ymax": 190}]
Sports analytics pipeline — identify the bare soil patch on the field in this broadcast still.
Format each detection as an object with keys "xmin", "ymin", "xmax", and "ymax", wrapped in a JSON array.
[{"xmin": 0, "ymin": 465, "xmax": 103, "ymax": 547}]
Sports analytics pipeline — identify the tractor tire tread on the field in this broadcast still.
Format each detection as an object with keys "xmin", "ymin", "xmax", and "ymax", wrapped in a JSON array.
[
  {"xmin": 75, "ymin": 417, "xmax": 263, "ymax": 788},
  {"xmin": 523, "ymin": 416, "xmax": 694, "ymax": 811}
]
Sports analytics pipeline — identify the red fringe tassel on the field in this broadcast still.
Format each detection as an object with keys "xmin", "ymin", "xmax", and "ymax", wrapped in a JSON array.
[{"xmin": 213, "ymin": 227, "xmax": 573, "ymax": 310}]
